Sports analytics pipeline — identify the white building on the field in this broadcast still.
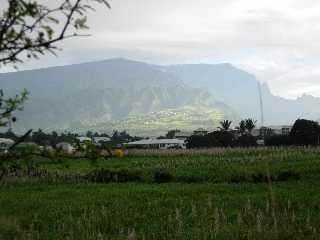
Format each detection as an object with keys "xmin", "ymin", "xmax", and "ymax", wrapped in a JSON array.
[
  {"xmin": 127, "ymin": 139, "xmax": 186, "ymax": 149},
  {"xmin": 252, "ymin": 125, "xmax": 292, "ymax": 137},
  {"xmin": 76, "ymin": 137, "xmax": 92, "ymax": 143},
  {"xmin": 271, "ymin": 125, "xmax": 292, "ymax": 135}
]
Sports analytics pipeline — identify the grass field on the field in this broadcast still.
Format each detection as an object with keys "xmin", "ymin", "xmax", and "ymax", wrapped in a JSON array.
[{"xmin": 1, "ymin": 147, "xmax": 320, "ymax": 239}]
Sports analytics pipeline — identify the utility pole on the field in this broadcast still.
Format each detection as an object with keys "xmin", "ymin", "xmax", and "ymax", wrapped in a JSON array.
[
  {"xmin": 258, "ymin": 82, "xmax": 265, "ymax": 128},
  {"xmin": 258, "ymin": 82, "xmax": 265, "ymax": 144}
]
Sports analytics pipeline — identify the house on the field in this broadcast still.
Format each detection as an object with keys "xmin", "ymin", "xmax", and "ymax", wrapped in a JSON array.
[
  {"xmin": 252, "ymin": 127, "xmax": 272, "ymax": 137},
  {"xmin": 173, "ymin": 131, "xmax": 192, "ymax": 141},
  {"xmin": 127, "ymin": 139, "xmax": 186, "ymax": 149},
  {"xmin": 93, "ymin": 137, "xmax": 111, "ymax": 145},
  {"xmin": 271, "ymin": 125, "xmax": 292, "ymax": 135},
  {"xmin": 193, "ymin": 128, "xmax": 208, "ymax": 136},
  {"xmin": 56, "ymin": 142, "xmax": 75, "ymax": 154},
  {"xmin": 0, "ymin": 138, "xmax": 14, "ymax": 151},
  {"xmin": 252, "ymin": 125, "xmax": 293, "ymax": 137},
  {"xmin": 76, "ymin": 136, "xmax": 92, "ymax": 143}
]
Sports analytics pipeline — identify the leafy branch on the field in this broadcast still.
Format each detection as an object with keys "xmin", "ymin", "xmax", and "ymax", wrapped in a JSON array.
[
  {"xmin": 0, "ymin": 0, "xmax": 110, "ymax": 66},
  {"xmin": 0, "ymin": 0, "xmax": 110, "ymax": 129}
]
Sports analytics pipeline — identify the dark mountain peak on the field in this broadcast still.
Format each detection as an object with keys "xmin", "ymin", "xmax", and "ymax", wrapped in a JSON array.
[
  {"xmin": 0, "ymin": 58, "xmax": 150, "ymax": 77},
  {"xmin": 2, "ymin": 58, "xmax": 320, "ymax": 133},
  {"xmin": 1, "ymin": 58, "xmax": 239, "ymax": 134}
]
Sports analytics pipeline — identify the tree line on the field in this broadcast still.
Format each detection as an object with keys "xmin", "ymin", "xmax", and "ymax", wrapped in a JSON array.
[
  {"xmin": 0, "ymin": 129, "xmax": 141, "ymax": 147},
  {"xmin": 186, "ymin": 119, "xmax": 320, "ymax": 148},
  {"xmin": 186, "ymin": 118, "xmax": 258, "ymax": 148},
  {"xmin": 1, "ymin": 118, "xmax": 320, "ymax": 149}
]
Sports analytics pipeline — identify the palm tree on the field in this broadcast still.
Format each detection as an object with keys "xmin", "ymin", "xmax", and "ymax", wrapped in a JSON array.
[
  {"xmin": 219, "ymin": 120, "xmax": 232, "ymax": 131},
  {"xmin": 236, "ymin": 120, "xmax": 246, "ymax": 135},
  {"xmin": 245, "ymin": 118, "xmax": 257, "ymax": 134}
]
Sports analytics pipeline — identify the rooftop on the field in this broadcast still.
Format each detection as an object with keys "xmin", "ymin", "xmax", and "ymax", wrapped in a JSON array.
[
  {"xmin": 194, "ymin": 128, "xmax": 208, "ymax": 132},
  {"xmin": 127, "ymin": 139, "xmax": 185, "ymax": 145}
]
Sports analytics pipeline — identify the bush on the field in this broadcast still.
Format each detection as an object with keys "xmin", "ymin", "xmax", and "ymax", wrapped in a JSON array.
[
  {"xmin": 42, "ymin": 147, "xmax": 56, "ymax": 159},
  {"xmin": 290, "ymin": 119, "xmax": 320, "ymax": 145},
  {"xmin": 116, "ymin": 169, "xmax": 142, "ymax": 182},
  {"xmin": 153, "ymin": 169, "xmax": 173, "ymax": 183},
  {"xmin": 228, "ymin": 170, "xmax": 301, "ymax": 184},
  {"xmin": 186, "ymin": 131, "xmax": 234, "ymax": 148},
  {"xmin": 236, "ymin": 134, "xmax": 257, "ymax": 147},
  {"xmin": 177, "ymin": 174, "xmax": 200, "ymax": 183},
  {"xmin": 86, "ymin": 168, "xmax": 143, "ymax": 183},
  {"xmin": 186, "ymin": 135, "xmax": 214, "ymax": 148},
  {"xmin": 276, "ymin": 170, "xmax": 300, "ymax": 181},
  {"xmin": 229, "ymin": 174, "xmax": 249, "ymax": 183},
  {"xmin": 15, "ymin": 144, "xmax": 39, "ymax": 157},
  {"xmin": 84, "ymin": 143, "xmax": 100, "ymax": 163},
  {"xmin": 209, "ymin": 131, "xmax": 235, "ymax": 147},
  {"xmin": 265, "ymin": 135, "xmax": 292, "ymax": 146}
]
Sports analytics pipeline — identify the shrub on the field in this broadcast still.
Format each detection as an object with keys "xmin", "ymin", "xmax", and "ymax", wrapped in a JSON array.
[
  {"xmin": 265, "ymin": 135, "xmax": 292, "ymax": 146},
  {"xmin": 228, "ymin": 170, "xmax": 301, "ymax": 184},
  {"xmin": 236, "ymin": 134, "xmax": 257, "ymax": 147},
  {"xmin": 177, "ymin": 174, "xmax": 200, "ymax": 183},
  {"xmin": 276, "ymin": 170, "xmax": 301, "ymax": 181},
  {"xmin": 290, "ymin": 119, "xmax": 320, "ymax": 145},
  {"xmin": 153, "ymin": 169, "xmax": 173, "ymax": 183},
  {"xmin": 229, "ymin": 174, "xmax": 249, "ymax": 183},
  {"xmin": 41, "ymin": 147, "xmax": 56, "ymax": 159},
  {"xmin": 86, "ymin": 168, "xmax": 143, "ymax": 183},
  {"xmin": 115, "ymin": 169, "xmax": 142, "ymax": 182}
]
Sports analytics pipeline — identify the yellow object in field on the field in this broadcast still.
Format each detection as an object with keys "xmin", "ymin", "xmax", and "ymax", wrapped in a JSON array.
[{"xmin": 114, "ymin": 149, "xmax": 124, "ymax": 159}]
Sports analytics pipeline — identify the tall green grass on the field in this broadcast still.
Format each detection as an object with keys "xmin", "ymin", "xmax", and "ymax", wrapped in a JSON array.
[
  {"xmin": 2, "ymin": 147, "xmax": 319, "ymax": 184},
  {"xmin": 1, "ymin": 147, "xmax": 320, "ymax": 239},
  {"xmin": 1, "ymin": 182, "xmax": 320, "ymax": 239}
]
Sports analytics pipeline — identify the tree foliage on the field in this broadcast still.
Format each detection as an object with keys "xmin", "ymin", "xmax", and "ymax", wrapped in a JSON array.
[
  {"xmin": 166, "ymin": 129, "xmax": 180, "ymax": 139},
  {"xmin": 290, "ymin": 119, "xmax": 320, "ymax": 145},
  {"xmin": 0, "ymin": 0, "xmax": 110, "ymax": 129},
  {"xmin": 236, "ymin": 119, "xmax": 257, "ymax": 135},
  {"xmin": 236, "ymin": 120, "xmax": 246, "ymax": 135},
  {"xmin": 0, "ymin": 0, "xmax": 110, "ymax": 65},
  {"xmin": 218, "ymin": 120, "xmax": 232, "ymax": 131},
  {"xmin": 0, "ymin": 88, "xmax": 28, "ymax": 127},
  {"xmin": 244, "ymin": 118, "xmax": 256, "ymax": 133}
]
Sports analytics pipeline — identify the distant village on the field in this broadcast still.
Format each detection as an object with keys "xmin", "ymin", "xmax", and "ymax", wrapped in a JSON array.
[{"xmin": 0, "ymin": 120, "xmax": 299, "ymax": 154}]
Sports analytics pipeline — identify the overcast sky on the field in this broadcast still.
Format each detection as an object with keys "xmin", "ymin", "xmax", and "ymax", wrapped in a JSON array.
[{"xmin": 2, "ymin": 0, "xmax": 320, "ymax": 99}]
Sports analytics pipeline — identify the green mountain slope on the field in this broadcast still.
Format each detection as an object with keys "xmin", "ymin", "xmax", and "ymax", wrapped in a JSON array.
[
  {"xmin": 68, "ymin": 104, "xmax": 238, "ymax": 136},
  {"xmin": 0, "ymin": 59, "xmax": 239, "ymax": 135}
]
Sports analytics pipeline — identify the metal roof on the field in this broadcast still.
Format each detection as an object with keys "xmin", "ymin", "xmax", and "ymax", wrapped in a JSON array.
[
  {"xmin": 194, "ymin": 128, "xmax": 208, "ymax": 132},
  {"xmin": 76, "ymin": 137, "xmax": 92, "ymax": 142},
  {"xmin": 127, "ymin": 139, "xmax": 185, "ymax": 145},
  {"xmin": 93, "ymin": 137, "xmax": 111, "ymax": 142}
]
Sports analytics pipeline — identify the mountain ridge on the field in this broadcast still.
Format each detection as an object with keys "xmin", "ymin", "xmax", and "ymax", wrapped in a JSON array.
[
  {"xmin": 0, "ymin": 58, "xmax": 238, "ymax": 135},
  {"xmin": 1, "ymin": 58, "xmax": 319, "ymax": 135}
]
